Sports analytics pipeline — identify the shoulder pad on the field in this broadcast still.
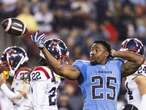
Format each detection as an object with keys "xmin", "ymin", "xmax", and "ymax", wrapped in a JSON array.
[{"xmin": 135, "ymin": 64, "xmax": 146, "ymax": 77}]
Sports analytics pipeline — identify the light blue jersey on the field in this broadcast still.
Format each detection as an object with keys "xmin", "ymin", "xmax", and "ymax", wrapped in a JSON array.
[{"xmin": 73, "ymin": 57, "xmax": 123, "ymax": 110}]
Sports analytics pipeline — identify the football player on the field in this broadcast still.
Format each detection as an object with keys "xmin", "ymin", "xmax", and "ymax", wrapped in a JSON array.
[
  {"xmin": 19, "ymin": 32, "xmax": 69, "ymax": 110},
  {"xmin": 120, "ymin": 38, "xmax": 146, "ymax": 110},
  {"xmin": 0, "ymin": 46, "xmax": 31, "ymax": 110},
  {"xmin": 31, "ymin": 32, "xmax": 144, "ymax": 110}
]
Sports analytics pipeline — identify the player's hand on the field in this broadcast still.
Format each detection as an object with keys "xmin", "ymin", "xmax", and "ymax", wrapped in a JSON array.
[{"xmin": 31, "ymin": 32, "xmax": 46, "ymax": 48}]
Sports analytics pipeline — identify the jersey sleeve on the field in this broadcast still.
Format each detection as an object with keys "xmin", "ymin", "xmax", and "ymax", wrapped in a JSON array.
[
  {"xmin": 113, "ymin": 58, "xmax": 124, "ymax": 79},
  {"xmin": 72, "ymin": 60, "xmax": 87, "ymax": 79},
  {"xmin": 1, "ymin": 83, "xmax": 22, "ymax": 99},
  {"xmin": 114, "ymin": 58, "xmax": 124, "ymax": 67}
]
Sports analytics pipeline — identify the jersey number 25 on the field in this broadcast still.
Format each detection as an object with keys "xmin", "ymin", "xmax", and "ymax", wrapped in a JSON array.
[{"xmin": 91, "ymin": 76, "xmax": 116, "ymax": 100}]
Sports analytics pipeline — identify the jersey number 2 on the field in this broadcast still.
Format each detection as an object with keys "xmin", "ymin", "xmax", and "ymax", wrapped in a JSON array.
[
  {"xmin": 91, "ymin": 76, "xmax": 116, "ymax": 100},
  {"xmin": 125, "ymin": 82, "xmax": 133, "ymax": 100},
  {"xmin": 48, "ymin": 87, "xmax": 57, "ymax": 105}
]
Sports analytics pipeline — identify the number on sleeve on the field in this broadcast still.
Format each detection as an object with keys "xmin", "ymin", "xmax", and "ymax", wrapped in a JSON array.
[{"xmin": 31, "ymin": 72, "xmax": 41, "ymax": 80}]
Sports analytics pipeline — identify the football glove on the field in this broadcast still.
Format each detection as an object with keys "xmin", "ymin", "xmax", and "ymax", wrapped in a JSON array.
[{"xmin": 31, "ymin": 32, "xmax": 46, "ymax": 48}]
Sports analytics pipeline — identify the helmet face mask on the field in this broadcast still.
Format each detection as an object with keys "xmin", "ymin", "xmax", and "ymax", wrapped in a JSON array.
[
  {"xmin": 120, "ymin": 38, "xmax": 144, "ymax": 55},
  {"xmin": 1, "ymin": 46, "xmax": 29, "ymax": 76}
]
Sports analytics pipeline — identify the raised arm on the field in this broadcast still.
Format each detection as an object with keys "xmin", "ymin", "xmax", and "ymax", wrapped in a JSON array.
[
  {"xmin": 0, "ymin": 83, "xmax": 24, "ymax": 100},
  {"xmin": 0, "ymin": 75, "xmax": 26, "ymax": 100},
  {"xmin": 41, "ymin": 47, "xmax": 80, "ymax": 80},
  {"xmin": 112, "ymin": 50, "xmax": 145, "ymax": 76},
  {"xmin": 30, "ymin": 32, "xmax": 80, "ymax": 79}
]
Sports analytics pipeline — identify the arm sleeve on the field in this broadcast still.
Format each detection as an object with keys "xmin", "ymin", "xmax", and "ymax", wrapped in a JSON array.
[
  {"xmin": 72, "ymin": 60, "xmax": 87, "ymax": 80},
  {"xmin": 115, "ymin": 58, "xmax": 124, "ymax": 65},
  {"xmin": 1, "ymin": 83, "xmax": 22, "ymax": 99},
  {"xmin": 73, "ymin": 60, "xmax": 84, "ymax": 74},
  {"xmin": 113, "ymin": 58, "xmax": 124, "ymax": 78},
  {"xmin": 114, "ymin": 58, "xmax": 124, "ymax": 69}
]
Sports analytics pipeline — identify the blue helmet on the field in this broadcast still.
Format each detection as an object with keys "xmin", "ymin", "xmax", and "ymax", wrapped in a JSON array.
[
  {"xmin": 0, "ymin": 46, "xmax": 29, "ymax": 76},
  {"xmin": 120, "ymin": 38, "xmax": 144, "ymax": 55},
  {"xmin": 41, "ymin": 38, "xmax": 69, "ymax": 59}
]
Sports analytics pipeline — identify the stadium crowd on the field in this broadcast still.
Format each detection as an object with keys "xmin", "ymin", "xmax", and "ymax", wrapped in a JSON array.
[{"xmin": 0, "ymin": 0, "xmax": 146, "ymax": 110}]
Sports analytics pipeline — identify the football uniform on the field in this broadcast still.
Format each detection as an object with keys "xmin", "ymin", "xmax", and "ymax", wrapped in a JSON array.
[
  {"xmin": 120, "ymin": 38, "xmax": 145, "ymax": 110},
  {"xmin": 0, "ymin": 46, "xmax": 30, "ymax": 110},
  {"xmin": 10, "ymin": 67, "xmax": 32, "ymax": 110},
  {"xmin": 73, "ymin": 58, "xmax": 123, "ymax": 110},
  {"xmin": 30, "ymin": 34, "xmax": 69, "ymax": 110},
  {"xmin": 29, "ymin": 66, "xmax": 61, "ymax": 110},
  {"xmin": 125, "ymin": 64, "xmax": 146, "ymax": 110}
]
